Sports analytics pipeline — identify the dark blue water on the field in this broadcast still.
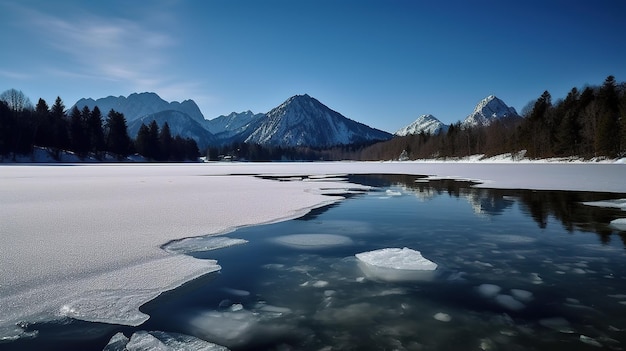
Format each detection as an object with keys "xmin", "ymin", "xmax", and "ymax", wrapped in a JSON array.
[{"xmin": 5, "ymin": 175, "xmax": 626, "ymax": 351}]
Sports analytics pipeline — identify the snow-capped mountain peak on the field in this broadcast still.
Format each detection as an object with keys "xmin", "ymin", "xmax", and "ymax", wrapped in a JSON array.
[
  {"xmin": 461, "ymin": 95, "xmax": 518, "ymax": 128},
  {"xmin": 244, "ymin": 94, "xmax": 391, "ymax": 147},
  {"xmin": 395, "ymin": 114, "xmax": 448, "ymax": 136}
]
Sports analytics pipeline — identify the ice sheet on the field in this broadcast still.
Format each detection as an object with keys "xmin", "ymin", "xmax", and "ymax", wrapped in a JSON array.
[{"xmin": 1, "ymin": 162, "xmax": 624, "ymax": 340}]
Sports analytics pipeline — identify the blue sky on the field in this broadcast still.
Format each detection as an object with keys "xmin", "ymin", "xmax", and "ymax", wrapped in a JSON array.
[{"xmin": 1, "ymin": 0, "xmax": 624, "ymax": 133}]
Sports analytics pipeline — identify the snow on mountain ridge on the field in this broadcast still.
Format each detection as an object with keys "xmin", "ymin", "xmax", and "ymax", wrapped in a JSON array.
[
  {"xmin": 461, "ymin": 95, "xmax": 518, "ymax": 128},
  {"xmin": 395, "ymin": 114, "xmax": 448, "ymax": 136},
  {"xmin": 73, "ymin": 92, "xmax": 206, "ymax": 123},
  {"xmin": 245, "ymin": 94, "xmax": 391, "ymax": 147}
]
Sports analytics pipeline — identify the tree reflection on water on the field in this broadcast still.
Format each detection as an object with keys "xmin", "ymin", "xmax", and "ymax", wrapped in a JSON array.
[{"xmin": 345, "ymin": 174, "xmax": 626, "ymax": 248}]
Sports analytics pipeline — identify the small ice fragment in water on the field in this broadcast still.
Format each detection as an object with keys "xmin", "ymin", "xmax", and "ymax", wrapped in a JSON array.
[
  {"xmin": 164, "ymin": 236, "xmax": 248, "ymax": 254},
  {"xmin": 385, "ymin": 189, "xmax": 402, "ymax": 196},
  {"xmin": 221, "ymin": 288, "xmax": 250, "ymax": 297},
  {"xmin": 312, "ymin": 280, "xmax": 329, "ymax": 288},
  {"xmin": 579, "ymin": 335, "xmax": 602, "ymax": 347},
  {"xmin": 433, "ymin": 312, "xmax": 451, "ymax": 322},
  {"xmin": 103, "ymin": 332, "xmax": 130, "ymax": 351},
  {"xmin": 495, "ymin": 294, "xmax": 525, "ymax": 311},
  {"xmin": 539, "ymin": 317, "xmax": 575, "ymax": 333},
  {"xmin": 229, "ymin": 304, "xmax": 244, "ymax": 312},
  {"xmin": 610, "ymin": 218, "xmax": 626, "ymax": 231},
  {"xmin": 115, "ymin": 330, "xmax": 228, "ymax": 351},
  {"xmin": 272, "ymin": 234, "xmax": 353, "ymax": 249},
  {"xmin": 530, "ymin": 272, "xmax": 543, "ymax": 284},
  {"xmin": 477, "ymin": 284, "xmax": 501, "ymax": 298},
  {"xmin": 510, "ymin": 289, "xmax": 533, "ymax": 302},
  {"xmin": 355, "ymin": 247, "xmax": 437, "ymax": 282}
]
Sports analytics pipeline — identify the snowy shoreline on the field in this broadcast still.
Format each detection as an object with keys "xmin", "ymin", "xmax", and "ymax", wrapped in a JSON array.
[{"xmin": 1, "ymin": 162, "xmax": 625, "ymax": 341}]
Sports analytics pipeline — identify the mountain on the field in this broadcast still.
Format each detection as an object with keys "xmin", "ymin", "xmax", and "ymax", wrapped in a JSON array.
[
  {"xmin": 204, "ymin": 111, "xmax": 265, "ymax": 141},
  {"xmin": 461, "ymin": 95, "xmax": 519, "ymax": 128},
  {"xmin": 73, "ymin": 92, "xmax": 205, "ymax": 123},
  {"xmin": 244, "ymin": 94, "xmax": 392, "ymax": 147},
  {"xmin": 127, "ymin": 110, "xmax": 216, "ymax": 149},
  {"xmin": 395, "ymin": 114, "xmax": 448, "ymax": 136}
]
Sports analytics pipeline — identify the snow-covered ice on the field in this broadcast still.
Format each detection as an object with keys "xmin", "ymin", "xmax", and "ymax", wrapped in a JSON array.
[
  {"xmin": 355, "ymin": 247, "xmax": 438, "ymax": 282},
  {"xmin": 1, "ymin": 161, "xmax": 624, "ymax": 341}
]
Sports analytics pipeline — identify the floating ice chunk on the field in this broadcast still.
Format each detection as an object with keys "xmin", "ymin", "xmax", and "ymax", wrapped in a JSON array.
[
  {"xmin": 529, "ymin": 272, "xmax": 543, "ymax": 284},
  {"xmin": 476, "ymin": 284, "xmax": 501, "ymax": 298},
  {"xmin": 385, "ymin": 189, "xmax": 402, "ymax": 196},
  {"xmin": 579, "ymin": 335, "xmax": 602, "ymax": 347},
  {"xmin": 221, "ymin": 288, "xmax": 250, "ymax": 297},
  {"xmin": 610, "ymin": 218, "xmax": 626, "ymax": 231},
  {"xmin": 115, "ymin": 330, "xmax": 229, "ymax": 351},
  {"xmin": 495, "ymin": 294, "xmax": 525, "ymax": 311},
  {"xmin": 312, "ymin": 280, "xmax": 329, "ymax": 288},
  {"xmin": 539, "ymin": 317, "xmax": 575, "ymax": 333},
  {"xmin": 582, "ymin": 199, "xmax": 626, "ymax": 211},
  {"xmin": 433, "ymin": 312, "xmax": 452, "ymax": 322},
  {"xmin": 229, "ymin": 304, "xmax": 244, "ymax": 312},
  {"xmin": 483, "ymin": 234, "xmax": 536, "ymax": 244},
  {"xmin": 355, "ymin": 247, "xmax": 437, "ymax": 282},
  {"xmin": 510, "ymin": 289, "xmax": 533, "ymax": 302},
  {"xmin": 164, "ymin": 236, "xmax": 248, "ymax": 254},
  {"xmin": 184, "ymin": 309, "xmax": 295, "ymax": 349},
  {"xmin": 103, "ymin": 332, "xmax": 130, "ymax": 351},
  {"xmin": 272, "ymin": 234, "xmax": 353, "ymax": 249}
]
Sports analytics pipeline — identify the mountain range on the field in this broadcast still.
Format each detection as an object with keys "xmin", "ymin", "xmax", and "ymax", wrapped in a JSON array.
[
  {"xmin": 72, "ymin": 92, "xmax": 519, "ymax": 150},
  {"xmin": 72, "ymin": 93, "xmax": 392, "ymax": 149},
  {"xmin": 394, "ymin": 95, "xmax": 519, "ymax": 136}
]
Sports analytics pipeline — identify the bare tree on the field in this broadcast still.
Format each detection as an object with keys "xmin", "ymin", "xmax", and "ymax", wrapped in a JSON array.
[{"xmin": 0, "ymin": 89, "xmax": 33, "ymax": 112}]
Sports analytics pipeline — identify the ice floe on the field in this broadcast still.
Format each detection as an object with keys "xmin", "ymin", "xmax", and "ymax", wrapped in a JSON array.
[
  {"xmin": 538, "ymin": 317, "xmax": 574, "ymax": 333},
  {"xmin": 476, "ymin": 284, "xmax": 502, "ymax": 298},
  {"xmin": 582, "ymin": 199, "xmax": 626, "ymax": 211},
  {"xmin": 609, "ymin": 218, "xmax": 626, "ymax": 231},
  {"xmin": 433, "ymin": 312, "xmax": 452, "ymax": 322},
  {"xmin": 271, "ymin": 234, "xmax": 353, "ymax": 249},
  {"xmin": 182, "ymin": 307, "xmax": 298, "ymax": 349},
  {"xmin": 355, "ymin": 247, "xmax": 438, "ymax": 282},
  {"xmin": 494, "ymin": 294, "xmax": 525, "ymax": 311},
  {"xmin": 104, "ymin": 330, "xmax": 229, "ymax": 351}
]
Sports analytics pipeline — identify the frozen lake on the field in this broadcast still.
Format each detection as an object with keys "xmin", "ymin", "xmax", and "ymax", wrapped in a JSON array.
[{"xmin": 1, "ymin": 163, "xmax": 625, "ymax": 350}]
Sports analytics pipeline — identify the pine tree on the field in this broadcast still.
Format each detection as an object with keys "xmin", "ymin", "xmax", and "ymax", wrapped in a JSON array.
[
  {"xmin": 87, "ymin": 106, "xmax": 105, "ymax": 155},
  {"xmin": 105, "ymin": 109, "xmax": 132, "ymax": 158},
  {"xmin": 135, "ymin": 123, "xmax": 151, "ymax": 158},
  {"xmin": 595, "ymin": 76, "xmax": 620, "ymax": 157},
  {"xmin": 69, "ymin": 106, "xmax": 88, "ymax": 155},
  {"xmin": 159, "ymin": 122, "xmax": 173, "ymax": 161},
  {"xmin": 50, "ymin": 97, "xmax": 70, "ymax": 155},
  {"xmin": 33, "ymin": 98, "xmax": 51, "ymax": 147}
]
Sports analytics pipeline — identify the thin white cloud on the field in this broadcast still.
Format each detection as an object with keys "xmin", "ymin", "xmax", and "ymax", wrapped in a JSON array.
[{"xmin": 10, "ymin": 4, "xmax": 211, "ymax": 106}]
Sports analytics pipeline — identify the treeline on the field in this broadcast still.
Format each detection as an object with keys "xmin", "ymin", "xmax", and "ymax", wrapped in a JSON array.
[
  {"xmin": 0, "ymin": 91, "xmax": 199, "ymax": 161},
  {"xmin": 355, "ymin": 75, "xmax": 626, "ymax": 160}
]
